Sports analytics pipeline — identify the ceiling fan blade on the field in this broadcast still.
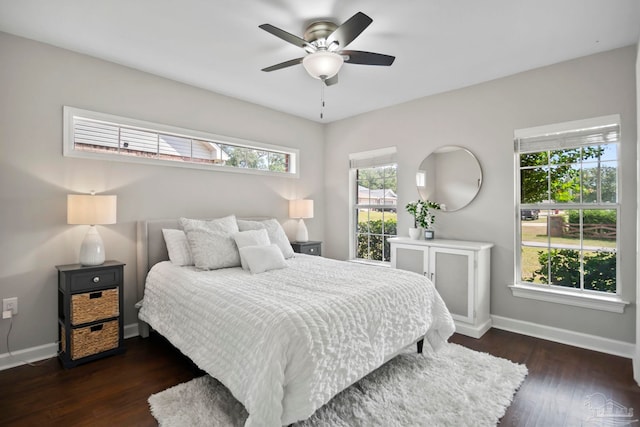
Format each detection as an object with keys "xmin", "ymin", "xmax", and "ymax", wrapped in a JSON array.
[
  {"xmin": 261, "ymin": 57, "xmax": 304, "ymax": 72},
  {"xmin": 324, "ymin": 74, "xmax": 339, "ymax": 86},
  {"xmin": 326, "ymin": 12, "xmax": 372, "ymax": 49},
  {"xmin": 341, "ymin": 50, "xmax": 395, "ymax": 66},
  {"xmin": 259, "ymin": 24, "xmax": 315, "ymax": 50}
]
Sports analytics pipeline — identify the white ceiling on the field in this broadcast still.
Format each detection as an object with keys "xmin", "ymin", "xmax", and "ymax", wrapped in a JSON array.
[{"xmin": 1, "ymin": 0, "xmax": 639, "ymax": 123}]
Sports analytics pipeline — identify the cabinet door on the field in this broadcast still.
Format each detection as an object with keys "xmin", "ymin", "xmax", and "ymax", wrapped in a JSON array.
[
  {"xmin": 391, "ymin": 244, "xmax": 428, "ymax": 275},
  {"xmin": 429, "ymin": 247, "xmax": 475, "ymax": 323}
]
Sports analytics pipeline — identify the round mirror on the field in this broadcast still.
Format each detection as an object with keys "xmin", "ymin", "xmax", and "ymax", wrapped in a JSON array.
[{"xmin": 416, "ymin": 146, "xmax": 482, "ymax": 212}]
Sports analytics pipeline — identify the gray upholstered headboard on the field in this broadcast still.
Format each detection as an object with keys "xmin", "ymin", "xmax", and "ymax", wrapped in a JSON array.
[{"xmin": 136, "ymin": 218, "xmax": 180, "ymax": 337}]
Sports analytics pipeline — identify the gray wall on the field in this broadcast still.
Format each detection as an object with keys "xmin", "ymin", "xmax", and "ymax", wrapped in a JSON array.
[
  {"xmin": 324, "ymin": 46, "xmax": 637, "ymax": 343},
  {"xmin": 0, "ymin": 32, "xmax": 325, "ymax": 353}
]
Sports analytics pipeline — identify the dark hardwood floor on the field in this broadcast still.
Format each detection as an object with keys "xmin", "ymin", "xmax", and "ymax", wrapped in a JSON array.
[{"xmin": 0, "ymin": 329, "xmax": 638, "ymax": 426}]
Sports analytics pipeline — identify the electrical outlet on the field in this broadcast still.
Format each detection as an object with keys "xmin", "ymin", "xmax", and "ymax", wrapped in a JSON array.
[{"xmin": 3, "ymin": 297, "xmax": 18, "ymax": 316}]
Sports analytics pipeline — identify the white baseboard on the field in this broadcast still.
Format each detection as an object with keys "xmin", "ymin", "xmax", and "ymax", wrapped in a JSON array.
[
  {"xmin": 0, "ymin": 342, "xmax": 58, "ymax": 371},
  {"xmin": 124, "ymin": 322, "xmax": 140, "ymax": 339},
  {"xmin": 491, "ymin": 315, "xmax": 635, "ymax": 359},
  {"xmin": 0, "ymin": 323, "xmax": 141, "ymax": 371},
  {"xmin": 455, "ymin": 319, "xmax": 492, "ymax": 339}
]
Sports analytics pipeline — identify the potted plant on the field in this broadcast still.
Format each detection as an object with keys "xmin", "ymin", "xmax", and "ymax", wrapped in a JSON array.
[{"xmin": 406, "ymin": 200, "xmax": 441, "ymax": 239}]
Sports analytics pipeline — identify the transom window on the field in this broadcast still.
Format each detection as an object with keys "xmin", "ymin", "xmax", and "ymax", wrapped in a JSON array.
[
  {"xmin": 63, "ymin": 107, "xmax": 298, "ymax": 176},
  {"xmin": 349, "ymin": 147, "xmax": 398, "ymax": 263},
  {"xmin": 515, "ymin": 116, "xmax": 620, "ymax": 296}
]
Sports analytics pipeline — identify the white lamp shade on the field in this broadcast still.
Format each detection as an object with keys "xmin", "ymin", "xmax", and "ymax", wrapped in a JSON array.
[
  {"xmin": 67, "ymin": 194, "xmax": 117, "ymax": 225},
  {"xmin": 302, "ymin": 51, "xmax": 344, "ymax": 80},
  {"xmin": 289, "ymin": 199, "xmax": 314, "ymax": 219}
]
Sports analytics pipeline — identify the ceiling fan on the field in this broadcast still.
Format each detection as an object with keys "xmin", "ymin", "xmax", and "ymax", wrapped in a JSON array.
[{"xmin": 259, "ymin": 11, "xmax": 395, "ymax": 86}]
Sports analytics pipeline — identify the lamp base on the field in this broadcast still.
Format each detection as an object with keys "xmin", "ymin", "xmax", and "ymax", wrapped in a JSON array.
[
  {"xmin": 79, "ymin": 225, "xmax": 106, "ymax": 266},
  {"xmin": 295, "ymin": 219, "xmax": 309, "ymax": 242}
]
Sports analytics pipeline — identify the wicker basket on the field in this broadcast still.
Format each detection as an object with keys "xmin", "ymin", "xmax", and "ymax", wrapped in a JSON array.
[
  {"xmin": 71, "ymin": 288, "xmax": 119, "ymax": 325},
  {"xmin": 63, "ymin": 320, "xmax": 119, "ymax": 360}
]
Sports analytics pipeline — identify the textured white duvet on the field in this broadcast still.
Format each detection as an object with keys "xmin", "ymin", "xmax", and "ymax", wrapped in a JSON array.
[{"xmin": 139, "ymin": 254, "xmax": 455, "ymax": 426}]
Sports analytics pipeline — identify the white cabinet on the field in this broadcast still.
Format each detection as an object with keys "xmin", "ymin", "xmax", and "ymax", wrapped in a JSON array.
[{"xmin": 388, "ymin": 237, "xmax": 493, "ymax": 338}]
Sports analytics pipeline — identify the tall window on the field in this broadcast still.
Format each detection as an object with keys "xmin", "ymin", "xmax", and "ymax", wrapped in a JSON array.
[
  {"xmin": 63, "ymin": 107, "xmax": 298, "ymax": 176},
  {"xmin": 350, "ymin": 148, "xmax": 397, "ymax": 262},
  {"xmin": 515, "ymin": 116, "xmax": 620, "ymax": 295}
]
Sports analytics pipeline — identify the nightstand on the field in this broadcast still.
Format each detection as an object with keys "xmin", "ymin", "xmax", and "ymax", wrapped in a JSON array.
[
  {"xmin": 56, "ymin": 261, "xmax": 126, "ymax": 368},
  {"xmin": 291, "ymin": 241, "xmax": 322, "ymax": 256}
]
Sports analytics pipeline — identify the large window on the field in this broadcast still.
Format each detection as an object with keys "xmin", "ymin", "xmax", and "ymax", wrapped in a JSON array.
[
  {"xmin": 515, "ymin": 116, "xmax": 620, "ymax": 300},
  {"xmin": 63, "ymin": 107, "xmax": 298, "ymax": 176},
  {"xmin": 350, "ymin": 148, "xmax": 397, "ymax": 263}
]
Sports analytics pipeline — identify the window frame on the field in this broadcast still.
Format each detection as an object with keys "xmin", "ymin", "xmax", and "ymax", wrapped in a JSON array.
[
  {"xmin": 511, "ymin": 115, "xmax": 629, "ymax": 313},
  {"xmin": 63, "ymin": 106, "xmax": 299, "ymax": 178},
  {"xmin": 348, "ymin": 147, "xmax": 398, "ymax": 264}
]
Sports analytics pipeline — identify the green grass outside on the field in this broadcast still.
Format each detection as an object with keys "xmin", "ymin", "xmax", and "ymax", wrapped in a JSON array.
[
  {"xmin": 521, "ymin": 219, "xmax": 616, "ymax": 248},
  {"xmin": 358, "ymin": 210, "xmax": 397, "ymax": 223}
]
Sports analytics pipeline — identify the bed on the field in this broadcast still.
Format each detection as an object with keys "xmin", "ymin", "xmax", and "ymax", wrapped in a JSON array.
[{"xmin": 136, "ymin": 218, "xmax": 455, "ymax": 427}]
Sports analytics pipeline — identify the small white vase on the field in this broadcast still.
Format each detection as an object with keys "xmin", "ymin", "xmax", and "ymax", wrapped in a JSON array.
[{"xmin": 409, "ymin": 227, "xmax": 424, "ymax": 240}]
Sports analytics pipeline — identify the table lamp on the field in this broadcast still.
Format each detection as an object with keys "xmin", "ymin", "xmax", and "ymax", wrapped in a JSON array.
[
  {"xmin": 67, "ymin": 193, "xmax": 117, "ymax": 266},
  {"xmin": 289, "ymin": 199, "xmax": 313, "ymax": 242}
]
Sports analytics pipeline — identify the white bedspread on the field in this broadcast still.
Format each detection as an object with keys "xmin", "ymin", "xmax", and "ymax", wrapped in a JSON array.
[{"xmin": 139, "ymin": 254, "xmax": 455, "ymax": 426}]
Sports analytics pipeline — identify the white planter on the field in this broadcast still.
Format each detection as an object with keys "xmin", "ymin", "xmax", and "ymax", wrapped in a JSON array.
[{"xmin": 409, "ymin": 227, "xmax": 424, "ymax": 240}]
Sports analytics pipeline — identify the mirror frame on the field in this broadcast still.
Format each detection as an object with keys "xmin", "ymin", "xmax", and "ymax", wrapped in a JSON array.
[{"xmin": 416, "ymin": 146, "xmax": 482, "ymax": 212}]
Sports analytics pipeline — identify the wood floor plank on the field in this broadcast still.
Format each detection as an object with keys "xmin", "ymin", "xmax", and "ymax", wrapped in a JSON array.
[{"xmin": 0, "ymin": 329, "xmax": 638, "ymax": 426}]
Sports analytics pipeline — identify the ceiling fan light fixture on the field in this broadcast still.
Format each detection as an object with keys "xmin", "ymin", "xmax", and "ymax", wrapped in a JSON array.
[{"xmin": 302, "ymin": 51, "xmax": 344, "ymax": 80}]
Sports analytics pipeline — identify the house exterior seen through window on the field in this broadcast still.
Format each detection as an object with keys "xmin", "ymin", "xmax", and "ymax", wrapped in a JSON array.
[
  {"xmin": 64, "ymin": 107, "xmax": 298, "ymax": 176},
  {"xmin": 354, "ymin": 164, "xmax": 398, "ymax": 262},
  {"xmin": 515, "ymin": 117, "xmax": 619, "ymax": 295}
]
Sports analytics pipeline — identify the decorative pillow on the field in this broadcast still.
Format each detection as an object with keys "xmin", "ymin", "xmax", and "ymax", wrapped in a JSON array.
[
  {"xmin": 239, "ymin": 244, "xmax": 288, "ymax": 274},
  {"xmin": 162, "ymin": 229, "xmax": 193, "ymax": 266},
  {"xmin": 179, "ymin": 215, "xmax": 239, "ymax": 234},
  {"xmin": 237, "ymin": 219, "xmax": 295, "ymax": 259},
  {"xmin": 179, "ymin": 215, "xmax": 241, "ymax": 270},
  {"xmin": 185, "ymin": 229, "xmax": 241, "ymax": 270},
  {"xmin": 233, "ymin": 229, "xmax": 270, "ymax": 270}
]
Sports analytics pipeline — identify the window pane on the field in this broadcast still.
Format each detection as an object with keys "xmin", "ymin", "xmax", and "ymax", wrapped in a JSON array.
[
  {"xmin": 550, "ymin": 164, "xmax": 580, "ymax": 203},
  {"xmin": 356, "ymin": 209, "xmax": 370, "ymax": 233},
  {"xmin": 121, "ymin": 128, "xmax": 157, "ymax": 155},
  {"xmin": 520, "ymin": 152, "xmax": 548, "ymax": 167},
  {"xmin": 521, "ymin": 167, "xmax": 548, "ymax": 203},
  {"xmin": 548, "ymin": 248, "xmax": 581, "ymax": 289},
  {"xmin": 550, "ymin": 148, "xmax": 580, "ymax": 165},
  {"xmin": 584, "ymin": 249, "xmax": 616, "ymax": 293},
  {"xmin": 160, "ymin": 135, "xmax": 192, "ymax": 161},
  {"xmin": 268, "ymin": 152, "xmax": 287, "ymax": 172},
  {"xmin": 582, "ymin": 161, "xmax": 617, "ymax": 203},
  {"xmin": 521, "ymin": 246, "xmax": 545, "ymax": 284},
  {"xmin": 356, "ymin": 233, "xmax": 370, "ymax": 260}
]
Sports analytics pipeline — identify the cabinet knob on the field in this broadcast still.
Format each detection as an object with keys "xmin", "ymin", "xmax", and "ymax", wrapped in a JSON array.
[
  {"xmin": 92, "ymin": 276, "xmax": 100, "ymax": 283},
  {"xmin": 310, "ymin": 248, "xmax": 315, "ymax": 252}
]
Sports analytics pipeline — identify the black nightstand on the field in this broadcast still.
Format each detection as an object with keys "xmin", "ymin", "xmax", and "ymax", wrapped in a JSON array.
[
  {"xmin": 56, "ymin": 261, "xmax": 126, "ymax": 368},
  {"xmin": 291, "ymin": 241, "xmax": 322, "ymax": 256}
]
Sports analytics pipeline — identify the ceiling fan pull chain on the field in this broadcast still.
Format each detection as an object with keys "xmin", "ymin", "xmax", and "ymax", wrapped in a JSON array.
[{"xmin": 320, "ymin": 78, "xmax": 325, "ymax": 119}]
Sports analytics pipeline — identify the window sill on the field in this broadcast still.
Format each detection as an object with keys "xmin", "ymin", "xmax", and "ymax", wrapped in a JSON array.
[{"xmin": 509, "ymin": 283, "xmax": 629, "ymax": 313}]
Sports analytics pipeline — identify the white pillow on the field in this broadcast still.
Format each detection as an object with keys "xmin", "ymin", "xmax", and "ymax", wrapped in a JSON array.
[
  {"xmin": 185, "ymin": 229, "xmax": 241, "ymax": 270},
  {"xmin": 239, "ymin": 244, "xmax": 288, "ymax": 274},
  {"xmin": 179, "ymin": 215, "xmax": 239, "ymax": 234},
  {"xmin": 162, "ymin": 229, "xmax": 193, "ymax": 266},
  {"xmin": 179, "ymin": 215, "xmax": 241, "ymax": 270},
  {"xmin": 233, "ymin": 229, "xmax": 270, "ymax": 270},
  {"xmin": 237, "ymin": 219, "xmax": 294, "ymax": 259}
]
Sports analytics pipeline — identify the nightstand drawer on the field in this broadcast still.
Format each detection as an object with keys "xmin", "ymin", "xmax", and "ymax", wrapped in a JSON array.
[
  {"xmin": 291, "ymin": 241, "xmax": 322, "ymax": 256},
  {"xmin": 62, "ymin": 320, "xmax": 119, "ymax": 360},
  {"xmin": 71, "ymin": 288, "xmax": 119, "ymax": 326},
  {"xmin": 70, "ymin": 267, "xmax": 121, "ymax": 292}
]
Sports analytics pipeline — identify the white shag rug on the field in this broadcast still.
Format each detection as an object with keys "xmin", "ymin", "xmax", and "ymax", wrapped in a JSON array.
[{"xmin": 149, "ymin": 343, "xmax": 527, "ymax": 427}]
